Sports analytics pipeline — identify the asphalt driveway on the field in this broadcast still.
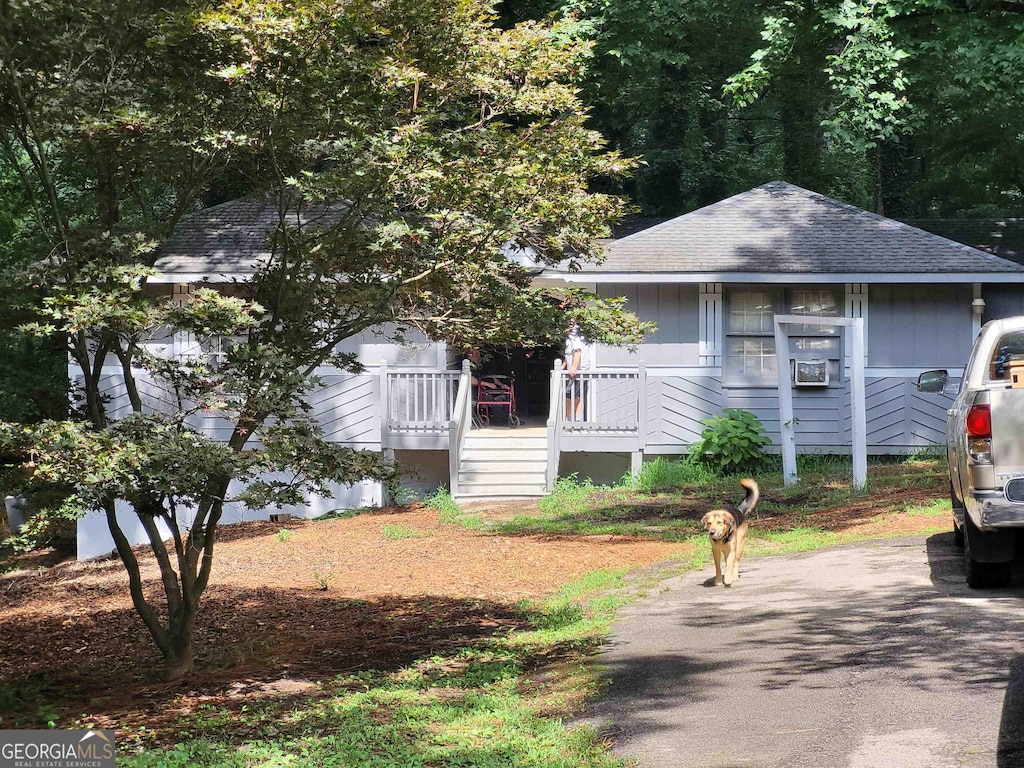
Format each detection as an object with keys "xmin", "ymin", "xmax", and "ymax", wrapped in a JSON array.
[{"xmin": 584, "ymin": 533, "xmax": 1024, "ymax": 768}]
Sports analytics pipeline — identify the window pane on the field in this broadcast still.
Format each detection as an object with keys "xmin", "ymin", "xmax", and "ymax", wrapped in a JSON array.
[
  {"xmin": 789, "ymin": 290, "xmax": 838, "ymax": 334},
  {"xmin": 729, "ymin": 290, "xmax": 773, "ymax": 334},
  {"xmin": 793, "ymin": 337, "xmax": 840, "ymax": 355},
  {"xmin": 726, "ymin": 337, "xmax": 777, "ymax": 384},
  {"xmin": 990, "ymin": 331, "xmax": 1024, "ymax": 380}
]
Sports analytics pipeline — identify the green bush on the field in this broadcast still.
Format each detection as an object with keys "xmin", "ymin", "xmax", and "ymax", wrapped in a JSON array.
[{"xmin": 696, "ymin": 408, "xmax": 771, "ymax": 475}]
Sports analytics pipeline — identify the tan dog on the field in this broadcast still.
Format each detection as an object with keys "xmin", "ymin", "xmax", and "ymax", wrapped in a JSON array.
[{"xmin": 701, "ymin": 478, "xmax": 759, "ymax": 587}]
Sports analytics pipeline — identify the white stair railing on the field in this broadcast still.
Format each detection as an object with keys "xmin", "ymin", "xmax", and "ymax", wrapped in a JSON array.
[
  {"xmin": 448, "ymin": 359, "xmax": 473, "ymax": 497},
  {"xmin": 545, "ymin": 358, "xmax": 564, "ymax": 492}
]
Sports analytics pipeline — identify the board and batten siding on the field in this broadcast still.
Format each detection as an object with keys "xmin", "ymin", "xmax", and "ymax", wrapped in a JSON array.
[
  {"xmin": 717, "ymin": 385, "xmax": 844, "ymax": 450},
  {"xmin": 983, "ymin": 285, "xmax": 1024, "ymax": 325},
  {"xmin": 596, "ymin": 283, "xmax": 699, "ymax": 366},
  {"xmin": 868, "ymin": 283, "xmax": 974, "ymax": 368}
]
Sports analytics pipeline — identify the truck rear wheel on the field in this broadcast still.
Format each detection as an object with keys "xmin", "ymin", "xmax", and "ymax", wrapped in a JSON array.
[
  {"xmin": 964, "ymin": 519, "xmax": 1013, "ymax": 589},
  {"xmin": 953, "ymin": 520, "xmax": 965, "ymax": 548},
  {"xmin": 950, "ymin": 483, "xmax": 965, "ymax": 547}
]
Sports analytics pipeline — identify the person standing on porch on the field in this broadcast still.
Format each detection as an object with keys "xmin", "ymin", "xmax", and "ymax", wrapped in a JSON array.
[{"xmin": 563, "ymin": 324, "xmax": 590, "ymax": 420}]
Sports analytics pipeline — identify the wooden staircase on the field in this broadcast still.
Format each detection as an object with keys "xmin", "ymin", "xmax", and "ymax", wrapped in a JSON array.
[{"xmin": 453, "ymin": 429, "xmax": 548, "ymax": 500}]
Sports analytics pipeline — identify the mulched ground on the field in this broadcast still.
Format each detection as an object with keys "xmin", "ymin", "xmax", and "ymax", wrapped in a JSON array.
[
  {"xmin": 0, "ymin": 476, "xmax": 948, "ymax": 740},
  {"xmin": 0, "ymin": 505, "xmax": 682, "ymax": 735}
]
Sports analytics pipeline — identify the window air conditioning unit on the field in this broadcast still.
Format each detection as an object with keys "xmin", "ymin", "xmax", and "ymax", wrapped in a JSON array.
[{"xmin": 793, "ymin": 359, "xmax": 829, "ymax": 387}]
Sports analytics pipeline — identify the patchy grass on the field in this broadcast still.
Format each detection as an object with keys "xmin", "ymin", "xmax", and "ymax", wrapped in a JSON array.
[
  {"xmin": 487, "ymin": 456, "xmax": 949, "ymax": 544},
  {"xmin": 119, "ymin": 569, "xmax": 638, "ymax": 768},
  {"xmin": 423, "ymin": 488, "xmax": 463, "ymax": 523},
  {"xmin": 623, "ymin": 455, "xmax": 715, "ymax": 492},
  {"xmin": 380, "ymin": 523, "xmax": 432, "ymax": 540}
]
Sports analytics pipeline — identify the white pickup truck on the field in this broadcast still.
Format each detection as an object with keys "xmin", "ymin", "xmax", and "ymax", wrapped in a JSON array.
[{"xmin": 918, "ymin": 316, "xmax": 1024, "ymax": 588}]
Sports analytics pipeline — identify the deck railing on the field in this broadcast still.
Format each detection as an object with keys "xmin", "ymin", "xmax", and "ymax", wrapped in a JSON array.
[
  {"xmin": 558, "ymin": 366, "xmax": 646, "ymax": 432},
  {"xmin": 546, "ymin": 362, "xmax": 647, "ymax": 489},
  {"xmin": 448, "ymin": 360, "xmax": 473, "ymax": 497},
  {"xmin": 381, "ymin": 364, "xmax": 461, "ymax": 434}
]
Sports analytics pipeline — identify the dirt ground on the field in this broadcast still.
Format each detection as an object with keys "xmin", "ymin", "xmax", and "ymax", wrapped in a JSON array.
[
  {"xmin": 0, "ymin": 492, "xmax": 947, "ymax": 738},
  {"xmin": 0, "ymin": 505, "xmax": 682, "ymax": 734}
]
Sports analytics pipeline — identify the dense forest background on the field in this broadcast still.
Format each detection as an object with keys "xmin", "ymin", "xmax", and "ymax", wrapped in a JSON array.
[{"xmin": 500, "ymin": 0, "xmax": 1024, "ymax": 219}]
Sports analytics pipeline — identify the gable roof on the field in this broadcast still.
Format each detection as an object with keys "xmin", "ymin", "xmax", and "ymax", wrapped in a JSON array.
[
  {"xmin": 575, "ymin": 182, "xmax": 1024, "ymax": 277},
  {"xmin": 153, "ymin": 196, "xmax": 344, "ymax": 281}
]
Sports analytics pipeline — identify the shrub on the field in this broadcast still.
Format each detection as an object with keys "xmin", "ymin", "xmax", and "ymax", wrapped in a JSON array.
[{"xmin": 696, "ymin": 408, "xmax": 771, "ymax": 475}]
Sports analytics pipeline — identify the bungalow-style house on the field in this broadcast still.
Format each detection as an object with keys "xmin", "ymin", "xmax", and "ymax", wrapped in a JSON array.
[{"xmin": 76, "ymin": 181, "xmax": 1024, "ymax": 558}]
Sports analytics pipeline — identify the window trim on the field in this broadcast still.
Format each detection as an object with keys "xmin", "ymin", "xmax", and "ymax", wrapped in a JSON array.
[{"xmin": 723, "ymin": 286, "xmax": 844, "ymax": 388}]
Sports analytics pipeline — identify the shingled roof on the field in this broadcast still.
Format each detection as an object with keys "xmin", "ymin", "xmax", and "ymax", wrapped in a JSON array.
[
  {"xmin": 581, "ymin": 182, "xmax": 1024, "ymax": 275},
  {"xmin": 154, "ymin": 196, "xmax": 344, "ymax": 278},
  {"xmin": 904, "ymin": 218, "xmax": 1024, "ymax": 267}
]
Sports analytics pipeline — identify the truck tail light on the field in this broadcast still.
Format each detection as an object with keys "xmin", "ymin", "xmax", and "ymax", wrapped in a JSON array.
[
  {"xmin": 967, "ymin": 404, "xmax": 993, "ymax": 464},
  {"xmin": 967, "ymin": 404, "xmax": 991, "ymax": 439}
]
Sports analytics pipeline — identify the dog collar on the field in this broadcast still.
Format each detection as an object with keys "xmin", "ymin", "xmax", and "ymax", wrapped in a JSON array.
[{"xmin": 721, "ymin": 522, "xmax": 735, "ymax": 543}]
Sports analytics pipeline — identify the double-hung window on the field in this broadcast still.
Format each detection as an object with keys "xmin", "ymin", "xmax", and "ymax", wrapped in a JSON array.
[
  {"xmin": 725, "ymin": 290, "xmax": 777, "ymax": 384},
  {"xmin": 725, "ymin": 288, "xmax": 841, "ymax": 385}
]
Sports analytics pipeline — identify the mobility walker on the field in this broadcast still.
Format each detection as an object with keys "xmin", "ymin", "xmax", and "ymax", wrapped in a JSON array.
[{"xmin": 473, "ymin": 374, "xmax": 521, "ymax": 427}]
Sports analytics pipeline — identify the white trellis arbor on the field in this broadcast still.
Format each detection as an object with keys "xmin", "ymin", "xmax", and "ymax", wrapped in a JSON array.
[{"xmin": 773, "ymin": 315, "xmax": 867, "ymax": 489}]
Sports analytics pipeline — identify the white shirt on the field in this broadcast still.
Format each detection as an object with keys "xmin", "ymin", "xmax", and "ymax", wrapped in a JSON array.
[{"xmin": 564, "ymin": 329, "xmax": 591, "ymax": 371}]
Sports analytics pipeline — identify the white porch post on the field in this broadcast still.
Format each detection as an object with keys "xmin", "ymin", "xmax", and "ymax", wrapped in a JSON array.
[
  {"xmin": 379, "ymin": 359, "xmax": 390, "ymax": 451},
  {"xmin": 546, "ymin": 360, "xmax": 563, "ymax": 492},
  {"xmin": 775, "ymin": 315, "xmax": 868, "ymax": 490},
  {"xmin": 972, "ymin": 283, "xmax": 985, "ymax": 338},
  {"xmin": 844, "ymin": 283, "xmax": 868, "ymax": 367},
  {"xmin": 849, "ymin": 318, "xmax": 867, "ymax": 490},
  {"xmin": 632, "ymin": 361, "xmax": 647, "ymax": 477},
  {"xmin": 773, "ymin": 321, "xmax": 798, "ymax": 487}
]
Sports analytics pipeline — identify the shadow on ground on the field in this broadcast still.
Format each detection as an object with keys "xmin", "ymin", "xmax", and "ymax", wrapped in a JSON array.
[
  {"xmin": 583, "ymin": 532, "xmax": 1024, "ymax": 761},
  {"xmin": 0, "ymin": 587, "xmax": 529, "ymax": 735}
]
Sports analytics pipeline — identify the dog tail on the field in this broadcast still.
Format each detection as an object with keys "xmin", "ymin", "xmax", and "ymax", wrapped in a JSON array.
[{"xmin": 738, "ymin": 478, "xmax": 759, "ymax": 515}]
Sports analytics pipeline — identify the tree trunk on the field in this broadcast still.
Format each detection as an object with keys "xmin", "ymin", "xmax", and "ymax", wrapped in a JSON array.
[{"xmin": 164, "ymin": 610, "xmax": 197, "ymax": 680}]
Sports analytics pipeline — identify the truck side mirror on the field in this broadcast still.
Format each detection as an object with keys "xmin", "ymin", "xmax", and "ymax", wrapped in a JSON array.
[{"xmin": 916, "ymin": 370, "xmax": 949, "ymax": 393}]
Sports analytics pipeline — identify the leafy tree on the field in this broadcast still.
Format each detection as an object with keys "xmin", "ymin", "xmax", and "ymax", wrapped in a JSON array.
[
  {"xmin": 0, "ymin": 0, "xmax": 646, "ymax": 678},
  {"xmin": 565, "ymin": 0, "xmax": 784, "ymax": 212},
  {"xmin": 726, "ymin": 0, "xmax": 1024, "ymax": 215}
]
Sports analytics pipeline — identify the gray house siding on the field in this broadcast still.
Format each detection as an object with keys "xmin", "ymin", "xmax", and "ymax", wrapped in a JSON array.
[
  {"xmin": 868, "ymin": 284, "xmax": 974, "ymax": 368},
  {"xmin": 845, "ymin": 377, "xmax": 955, "ymax": 450},
  {"xmin": 596, "ymin": 283, "xmax": 699, "ymax": 366},
  {"xmin": 983, "ymin": 285, "xmax": 1024, "ymax": 324},
  {"xmin": 97, "ymin": 370, "xmax": 383, "ymax": 448},
  {"xmin": 645, "ymin": 376, "xmax": 722, "ymax": 446},
  {"xmin": 722, "ymin": 387, "xmax": 843, "ymax": 449},
  {"xmin": 576, "ymin": 280, "xmax": 974, "ymax": 455}
]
